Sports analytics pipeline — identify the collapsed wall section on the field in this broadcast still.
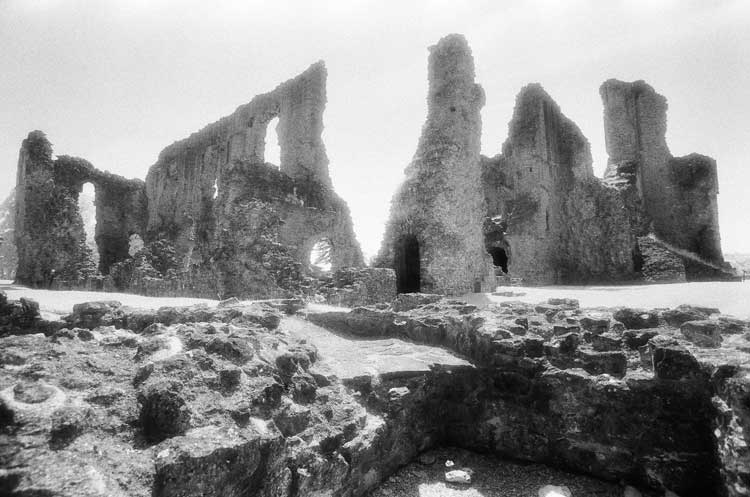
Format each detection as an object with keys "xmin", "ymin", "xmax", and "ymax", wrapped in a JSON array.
[
  {"xmin": 600, "ymin": 80, "xmax": 728, "ymax": 279},
  {"xmin": 13, "ymin": 131, "xmax": 147, "ymax": 287},
  {"xmin": 144, "ymin": 62, "xmax": 363, "ymax": 298},
  {"xmin": 376, "ymin": 34, "xmax": 493, "ymax": 294},
  {"xmin": 483, "ymin": 85, "xmax": 644, "ymax": 284}
]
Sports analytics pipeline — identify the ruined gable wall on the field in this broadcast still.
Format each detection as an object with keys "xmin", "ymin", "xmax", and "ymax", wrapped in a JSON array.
[
  {"xmin": 13, "ymin": 132, "xmax": 147, "ymax": 286},
  {"xmin": 144, "ymin": 62, "xmax": 362, "ymax": 298},
  {"xmin": 484, "ymin": 85, "xmax": 645, "ymax": 284},
  {"xmin": 600, "ymin": 80, "xmax": 725, "ymax": 270},
  {"xmin": 377, "ymin": 34, "xmax": 493, "ymax": 294},
  {"xmin": 0, "ymin": 191, "xmax": 17, "ymax": 279},
  {"xmin": 93, "ymin": 172, "xmax": 147, "ymax": 274}
]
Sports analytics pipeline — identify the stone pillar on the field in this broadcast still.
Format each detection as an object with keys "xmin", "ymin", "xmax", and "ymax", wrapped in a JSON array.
[{"xmin": 377, "ymin": 34, "xmax": 493, "ymax": 294}]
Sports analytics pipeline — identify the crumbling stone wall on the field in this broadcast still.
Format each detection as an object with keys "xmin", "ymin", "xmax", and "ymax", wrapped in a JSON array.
[
  {"xmin": 601, "ymin": 80, "xmax": 725, "ymax": 274},
  {"xmin": 376, "ymin": 34, "xmax": 493, "ymax": 295},
  {"xmin": 13, "ymin": 131, "xmax": 147, "ymax": 287},
  {"xmin": 482, "ymin": 85, "xmax": 645, "ymax": 284},
  {"xmin": 0, "ymin": 191, "xmax": 17, "ymax": 279},
  {"xmin": 145, "ymin": 62, "xmax": 363, "ymax": 298},
  {"xmin": 478, "ymin": 76, "xmax": 732, "ymax": 285}
]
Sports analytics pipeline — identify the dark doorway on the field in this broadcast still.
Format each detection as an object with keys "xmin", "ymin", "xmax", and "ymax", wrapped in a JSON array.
[
  {"xmin": 488, "ymin": 247, "xmax": 509, "ymax": 273},
  {"xmin": 395, "ymin": 235, "xmax": 420, "ymax": 293}
]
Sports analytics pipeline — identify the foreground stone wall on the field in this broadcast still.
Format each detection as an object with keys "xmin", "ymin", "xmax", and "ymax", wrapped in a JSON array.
[
  {"xmin": 13, "ymin": 63, "xmax": 364, "ymax": 298},
  {"xmin": 376, "ymin": 34, "xmax": 493, "ymax": 295},
  {"xmin": 309, "ymin": 297, "xmax": 750, "ymax": 496}
]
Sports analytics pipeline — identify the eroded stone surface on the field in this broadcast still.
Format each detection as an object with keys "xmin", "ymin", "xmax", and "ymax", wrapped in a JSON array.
[
  {"xmin": 375, "ymin": 34, "xmax": 493, "ymax": 295},
  {"xmin": 307, "ymin": 297, "xmax": 750, "ymax": 496}
]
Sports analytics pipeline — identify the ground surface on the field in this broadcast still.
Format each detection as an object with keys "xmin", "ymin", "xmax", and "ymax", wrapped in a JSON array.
[
  {"xmin": 464, "ymin": 281, "xmax": 750, "ymax": 319},
  {"xmin": 3, "ymin": 280, "xmax": 746, "ymax": 496},
  {"xmin": 4, "ymin": 280, "xmax": 747, "ymax": 320},
  {"xmin": 284, "ymin": 316, "xmax": 470, "ymax": 380},
  {"xmin": 371, "ymin": 447, "xmax": 632, "ymax": 497}
]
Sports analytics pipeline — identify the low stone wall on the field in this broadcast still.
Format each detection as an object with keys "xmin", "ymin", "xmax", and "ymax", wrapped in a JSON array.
[
  {"xmin": 317, "ymin": 267, "xmax": 397, "ymax": 307},
  {"xmin": 308, "ymin": 298, "xmax": 750, "ymax": 496},
  {"xmin": 638, "ymin": 236, "xmax": 687, "ymax": 282}
]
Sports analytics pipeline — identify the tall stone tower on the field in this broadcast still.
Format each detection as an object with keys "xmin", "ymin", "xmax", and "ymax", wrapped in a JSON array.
[
  {"xmin": 600, "ymin": 80, "xmax": 724, "ymax": 268},
  {"xmin": 377, "ymin": 34, "xmax": 493, "ymax": 294}
]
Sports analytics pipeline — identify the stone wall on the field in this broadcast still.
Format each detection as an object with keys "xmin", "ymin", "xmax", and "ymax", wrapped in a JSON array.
[
  {"xmin": 144, "ymin": 62, "xmax": 363, "ymax": 298},
  {"xmin": 0, "ymin": 191, "xmax": 17, "ymax": 279},
  {"xmin": 376, "ymin": 34, "xmax": 493, "ymax": 295},
  {"xmin": 477, "ymin": 75, "xmax": 732, "ymax": 285},
  {"xmin": 13, "ymin": 132, "xmax": 147, "ymax": 287},
  {"xmin": 600, "ymin": 80, "xmax": 725, "ymax": 276},
  {"xmin": 482, "ymin": 85, "xmax": 645, "ymax": 284},
  {"xmin": 308, "ymin": 297, "xmax": 750, "ymax": 496}
]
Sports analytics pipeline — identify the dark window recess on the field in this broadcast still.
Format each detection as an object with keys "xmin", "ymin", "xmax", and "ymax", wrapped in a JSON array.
[
  {"xmin": 395, "ymin": 235, "xmax": 421, "ymax": 293},
  {"xmin": 488, "ymin": 247, "xmax": 509, "ymax": 273}
]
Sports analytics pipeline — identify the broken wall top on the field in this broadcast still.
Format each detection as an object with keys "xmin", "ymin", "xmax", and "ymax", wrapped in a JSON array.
[
  {"xmin": 501, "ymin": 83, "xmax": 593, "ymax": 181},
  {"xmin": 149, "ymin": 61, "xmax": 331, "ymax": 188}
]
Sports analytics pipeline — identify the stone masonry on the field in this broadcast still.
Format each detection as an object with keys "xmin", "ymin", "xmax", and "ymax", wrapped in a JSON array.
[{"xmin": 376, "ymin": 34, "xmax": 494, "ymax": 295}]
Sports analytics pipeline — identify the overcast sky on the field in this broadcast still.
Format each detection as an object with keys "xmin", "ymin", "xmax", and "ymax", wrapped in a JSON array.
[{"xmin": 1, "ymin": 0, "xmax": 749, "ymax": 259}]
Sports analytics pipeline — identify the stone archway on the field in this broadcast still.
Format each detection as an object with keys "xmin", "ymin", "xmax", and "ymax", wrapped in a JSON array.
[
  {"xmin": 395, "ymin": 235, "xmax": 420, "ymax": 293},
  {"xmin": 488, "ymin": 246, "xmax": 509, "ymax": 273}
]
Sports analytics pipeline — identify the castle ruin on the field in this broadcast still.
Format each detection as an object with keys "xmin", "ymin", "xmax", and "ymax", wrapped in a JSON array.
[
  {"xmin": 13, "ymin": 62, "xmax": 363, "ymax": 297},
  {"xmin": 11, "ymin": 35, "xmax": 736, "ymax": 297},
  {"xmin": 378, "ymin": 34, "xmax": 734, "ymax": 291}
]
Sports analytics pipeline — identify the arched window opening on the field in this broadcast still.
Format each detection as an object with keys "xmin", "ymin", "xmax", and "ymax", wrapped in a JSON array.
[
  {"xmin": 488, "ymin": 246, "xmax": 509, "ymax": 274},
  {"xmin": 395, "ymin": 235, "xmax": 420, "ymax": 293},
  {"xmin": 128, "ymin": 234, "xmax": 145, "ymax": 257},
  {"xmin": 309, "ymin": 238, "xmax": 333, "ymax": 276},
  {"xmin": 265, "ymin": 116, "xmax": 281, "ymax": 167},
  {"xmin": 78, "ymin": 182, "xmax": 99, "ymax": 268}
]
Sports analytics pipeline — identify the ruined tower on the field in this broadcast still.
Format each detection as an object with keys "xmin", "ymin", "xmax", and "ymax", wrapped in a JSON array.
[
  {"xmin": 13, "ymin": 131, "xmax": 147, "ymax": 286},
  {"xmin": 377, "ymin": 34, "xmax": 493, "ymax": 294},
  {"xmin": 601, "ymin": 80, "xmax": 726, "ymax": 276}
]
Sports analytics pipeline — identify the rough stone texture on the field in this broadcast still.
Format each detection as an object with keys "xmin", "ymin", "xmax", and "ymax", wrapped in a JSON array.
[
  {"xmin": 636, "ymin": 235, "xmax": 687, "ymax": 282},
  {"xmin": 307, "ymin": 297, "xmax": 750, "ymax": 496},
  {"xmin": 0, "ymin": 291, "xmax": 50, "ymax": 336},
  {"xmin": 13, "ymin": 131, "xmax": 147, "ymax": 286},
  {"xmin": 316, "ymin": 267, "xmax": 397, "ymax": 307},
  {"xmin": 0, "ymin": 191, "xmax": 17, "ymax": 279},
  {"xmin": 482, "ymin": 85, "xmax": 646, "ymax": 284},
  {"xmin": 375, "ymin": 34, "xmax": 493, "ymax": 295},
  {"xmin": 479, "ymin": 76, "xmax": 735, "ymax": 285},
  {"xmin": 4, "ymin": 291, "xmax": 750, "ymax": 496},
  {"xmin": 0, "ymin": 299, "xmax": 467, "ymax": 497},
  {"xmin": 600, "ymin": 79, "xmax": 732, "ymax": 281},
  {"xmin": 145, "ymin": 62, "xmax": 363, "ymax": 298}
]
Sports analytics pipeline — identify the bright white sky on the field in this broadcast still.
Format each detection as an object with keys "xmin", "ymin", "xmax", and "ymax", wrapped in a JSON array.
[{"xmin": 1, "ymin": 0, "xmax": 749, "ymax": 259}]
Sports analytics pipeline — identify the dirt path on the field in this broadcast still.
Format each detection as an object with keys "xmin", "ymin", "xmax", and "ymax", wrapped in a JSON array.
[{"xmin": 282, "ymin": 315, "xmax": 471, "ymax": 380}]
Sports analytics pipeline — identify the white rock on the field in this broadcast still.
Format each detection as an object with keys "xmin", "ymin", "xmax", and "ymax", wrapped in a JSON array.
[
  {"xmin": 445, "ymin": 470, "xmax": 472, "ymax": 484},
  {"xmin": 444, "ymin": 459, "xmax": 455, "ymax": 468},
  {"xmin": 624, "ymin": 486, "xmax": 642, "ymax": 497},
  {"xmin": 538, "ymin": 485, "xmax": 572, "ymax": 497}
]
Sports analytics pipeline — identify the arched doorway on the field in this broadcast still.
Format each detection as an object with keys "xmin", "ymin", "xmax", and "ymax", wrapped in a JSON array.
[
  {"xmin": 488, "ymin": 246, "xmax": 509, "ymax": 273},
  {"xmin": 395, "ymin": 235, "xmax": 420, "ymax": 293},
  {"xmin": 78, "ymin": 182, "xmax": 99, "ymax": 269},
  {"xmin": 308, "ymin": 237, "xmax": 333, "ymax": 277}
]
